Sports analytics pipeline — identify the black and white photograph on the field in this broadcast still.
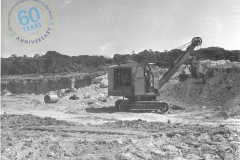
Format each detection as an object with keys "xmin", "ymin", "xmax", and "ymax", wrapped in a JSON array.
[{"xmin": 1, "ymin": 0, "xmax": 240, "ymax": 159}]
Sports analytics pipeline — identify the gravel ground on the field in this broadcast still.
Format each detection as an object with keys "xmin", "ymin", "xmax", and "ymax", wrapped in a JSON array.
[{"xmin": 1, "ymin": 114, "xmax": 240, "ymax": 160}]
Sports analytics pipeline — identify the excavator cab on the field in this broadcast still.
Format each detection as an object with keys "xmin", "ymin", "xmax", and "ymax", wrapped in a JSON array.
[{"xmin": 108, "ymin": 62, "xmax": 158, "ymax": 100}]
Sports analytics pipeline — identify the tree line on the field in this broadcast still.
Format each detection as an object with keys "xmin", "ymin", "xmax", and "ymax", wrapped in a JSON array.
[{"xmin": 1, "ymin": 47, "xmax": 239, "ymax": 75}]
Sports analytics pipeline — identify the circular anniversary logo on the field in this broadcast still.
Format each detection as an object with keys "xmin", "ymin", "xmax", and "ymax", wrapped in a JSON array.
[{"xmin": 5, "ymin": 0, "xmax": 56, "ymax": 46}]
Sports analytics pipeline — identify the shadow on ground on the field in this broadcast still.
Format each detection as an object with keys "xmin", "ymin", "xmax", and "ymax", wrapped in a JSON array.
[
  {"xmin": 85, "ymin": 106, "xmax": 118, "ymax": 113},
  {"xmin": 85, "ymin": 106, "xmax": 167, "ymax": 114}
]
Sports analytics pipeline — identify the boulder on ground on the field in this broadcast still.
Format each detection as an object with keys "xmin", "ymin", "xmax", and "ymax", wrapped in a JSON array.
[
  {"xmin": 108, "ymin": 96, "xmax": 114, "ymax": 100},
  {"xmin": 87, "ymin": 99, "xmax": 97, "ymax": 105},
  {"xmin": 98, "ymin": 95, "xmax": 107, "ymax": 102},
  {"xmin": 61, "ymin": 89, "xmax": 66, "ymax": 93},
  {"xmin": 58, "ymin": 89, "xmax": 70, "ymax": 98},
  {"xmin": 69, "ymin": 95, "xmax": 79, "ymax": 100},
  {"xmin": 91, "ymin": 74, "xmax": 108, "ymax": 84},
  {"xmin": 1, "ymin": 89, "xmax": 12, "ymax": 96},
  {"xmin": 65, "ymin": 88, "xmax": 71, "ymax": 94},
  {"xmin": 100, "ymin": 79, "xmax": 108, "ymax": 88},
  {"xmin": 84, "ymin": 93, "xmax": 91, "ymax": 99},
  {"xmin": 71, "ymin": 88, "xmax": 78, "ymax": 93}
]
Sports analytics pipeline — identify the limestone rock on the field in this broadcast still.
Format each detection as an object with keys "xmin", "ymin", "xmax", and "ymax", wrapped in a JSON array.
[
  {"xmin": 57, "ymin": 90, "xmax": 66, "ymax": 98},
  {"xmin": 84, "ymin": 93, "xmax": 91, "ymax": 99},
  {"xmin": 69, "ymin": 95, "xmax": 79, "ymax": 100},
  {"xmin": 99, "ymin": 79, "xmax": 108, "ymax": 88},
  {"xmin": 98, "ymin": 96, "xmax": 107, "ymax": 102},
  {"xmin": 61, "ymin": 89, "xmax": 66, "ymax": 93},
  {"xmin": 108, "ymin": 96, "xmax": 114, "ymax": 100},
  {"xmin": 71, "ymin": 88, "xmax": 78, "ymax": 92},
  {"xmin": 87, "ymin": 99, "xmax": 97, "ymax": 105},
  {"xmin": 91, "ymin": 74, "xmax": 108, "ymax": 84},
  {"xmin": 65, "ymin": 88, "xmax": 71, "ymax": 94},
  {"xmin": 1, "ymin": 89, "xmax": 12, "ymax": 96}
]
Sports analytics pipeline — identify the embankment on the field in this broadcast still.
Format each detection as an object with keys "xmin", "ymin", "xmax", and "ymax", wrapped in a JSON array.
[{"xmin": 1, "ymin": 72, "xmax": 104, "ymax": 95}]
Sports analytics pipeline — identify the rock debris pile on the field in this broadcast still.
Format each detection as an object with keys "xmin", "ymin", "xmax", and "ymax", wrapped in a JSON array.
[
  {"xmin": 160, "ymin": 61, "xmax": 240, "ymax": 117},
  {"xmin": 1, "ymin": 114, "xmax": 76, "ymax": 128}
]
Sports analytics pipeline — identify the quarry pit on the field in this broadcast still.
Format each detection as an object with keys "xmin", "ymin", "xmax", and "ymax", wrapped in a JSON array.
[{"xmin": 1, "ymin": 61, "xmax": 240, "ymax": 160}]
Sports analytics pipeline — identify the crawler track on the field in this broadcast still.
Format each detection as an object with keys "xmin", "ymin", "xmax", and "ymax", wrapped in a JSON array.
[{"xmin": 117, "ymin": 100, "xmax": 170, "ymax": 113}]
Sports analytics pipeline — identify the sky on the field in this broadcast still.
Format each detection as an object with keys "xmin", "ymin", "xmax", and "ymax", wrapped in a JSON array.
[{"xmin": 1, "ymin": 0, "xmax": 240, "ymax": 58}]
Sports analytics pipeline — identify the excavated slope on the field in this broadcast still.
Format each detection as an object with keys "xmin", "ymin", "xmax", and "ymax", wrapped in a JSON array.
[
  {"xmin": 1, "ymin": 72, "xmax": 104, "ymax": 95},
  {"xmin": 159, "ymin": 62, "xmax": 240, "ymax": 117}
]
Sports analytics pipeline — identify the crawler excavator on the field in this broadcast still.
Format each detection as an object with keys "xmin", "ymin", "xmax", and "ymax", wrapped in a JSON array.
[{"xmin": 107, "ymin": 37, "xmax": 202, "ymax": 113}]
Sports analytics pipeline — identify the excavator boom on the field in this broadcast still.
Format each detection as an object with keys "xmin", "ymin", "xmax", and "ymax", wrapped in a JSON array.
[{"xmin": 158, "ymin": 37, "xmax": 202, "ymax": 89}]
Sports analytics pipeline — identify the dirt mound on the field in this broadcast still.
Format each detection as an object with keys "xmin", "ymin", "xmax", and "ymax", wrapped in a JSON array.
[
  {"xmin": 160, "ymin": 65, "xmax": 240, "ymax": 118},
  {"xmin": 100, "ymin": 119, "xmax": 234, "ymax": 135},
  {"xmin": 198, "ymin": 67, "xmax": 240, "ymax": 115},
  {"xmin": 100, "ymin": 119, "xmax": 170, "ymax": 130},
  {"xmin": 1, "ymin": 114, "xmax": 76, "ymax": 128}
]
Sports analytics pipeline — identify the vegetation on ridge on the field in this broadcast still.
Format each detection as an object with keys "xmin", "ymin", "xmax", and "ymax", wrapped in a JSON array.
[{"xmin": 1, "ymin": 47, "xmax": 239, "ymax": 75}]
